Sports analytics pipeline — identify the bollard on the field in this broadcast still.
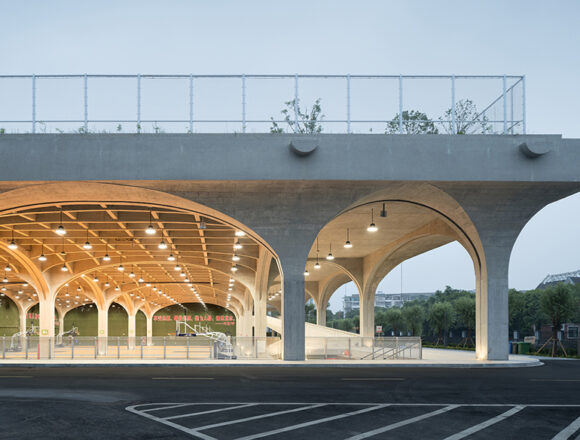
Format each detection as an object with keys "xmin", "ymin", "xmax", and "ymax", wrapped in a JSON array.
[
  {"xmin": 117, "ymin": 337, "xmax": 120, "ymax": 360},
  {"xmin": 163, "ymin": 337, "xmax": 166, "ymax": 360}
]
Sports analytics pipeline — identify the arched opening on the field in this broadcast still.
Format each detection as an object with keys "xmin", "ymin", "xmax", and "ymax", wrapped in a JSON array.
[{"xmin": 0, "ymin": 182, "xmax": 276, "ymax": 360}]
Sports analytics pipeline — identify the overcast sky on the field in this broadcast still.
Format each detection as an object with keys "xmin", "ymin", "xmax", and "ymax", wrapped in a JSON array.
[{"xmin": 3, "ymin": 1, "xmax": 579, "ymax": 311}]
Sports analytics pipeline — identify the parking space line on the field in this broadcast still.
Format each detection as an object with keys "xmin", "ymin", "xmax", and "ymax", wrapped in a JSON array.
[
  {"xmin": 346, "ymin": 404, "xmax": 459, "ymax": 440},
  {"xmin": 164, "ymin": 403, "xmax": 259, "ymax": 421},
  {"xmin": 442, "ymin": 405, "xmax": 525, "ymax": 440},
  {"xmin": 552, "ymin": 416, "xmax": 580, "ymax": 440},
  {"xmin": 530, "ymin": 379, "xmax": 580, "ymax": 383},
  {"xmin": 341, "ymin": 378, "xmax": 404, "ymax": 381},
  {"xmin": 235, "ymin": 404, "xmax": 389, "ymax": 440},
  {"xmin": 142, "ymin": 403, "xmax": 196, "ymax": 413},
  {"xmin": 194, "ymin": 403, "xmax": 325, "ymax": 432}
]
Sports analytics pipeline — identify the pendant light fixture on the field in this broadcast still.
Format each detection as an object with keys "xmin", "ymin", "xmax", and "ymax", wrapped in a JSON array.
[
  {"xmin": 117, "ymin": 256, "xmax": 124, "ymax": 272},
  {"xmin": 367, "ymin": 208, "xmax": 378, "ymax": 232},
  {"xmin": 103, "ymin": 242, "xmax": 111, "ymax": 262},
  {"xmin": 8, "ymin": 229, "xmax": 17, "ymax": 250},
  {"xmin": 231, "ymin": 265, "xmax": 238, "ymax": 272},
  {"xmin": 232, "ymin": 253, "xmax": 240, "ymax": 262},
  {"xmin": 158, "ymin": 236, "xmax": 167, "ymax": 250},
  {"xmin": 55, "ymin": 208, "xmax": 67, "ymax": 236},
  {"xmin": 4, "ymin": 264, "xmax": 11, "ymax": 272},
  {"xmin": 83, "ymin": 229, "xmax": 92, "ymax": 250},
  {"xmin": 314, "ymin": 237, "xmax": 321, "ymax": 269},
  {"xmin": 167, "ymin": 253, "xmax": 175, "ymax": 261},
  {"xmin": 145, "ymin": 210, "xmax": 156, "ymax": 235},
  {"xmin": 343, "ymin": 228, "xmax": 353, "ymax": 249},
  {"xmin": 174, "ymin": 256, "xmax": 181, "ymax": 272},
  {"xmin": 233, "ymin": 239, "xmax": 243, "ymax": 250},
  {"xmin": 61, "ymin": 263, "xmax": 68, "ymax": 272},
  {"xmin": 60, "ymin": 237, "xmax": 66, "ymax": 256},
  {"xmin": 235, "ymin": 230, "xmax": 246, "ymax": 237},
  {"xmin": 326, "ymin": 243, "xmax": 335, "ymax": 260},
  {"xmin": 39, "ymin": 241, "xmax": 47, "ymax": 261},
  {"xmin": 92, "ymin": 273, "xmax": 99, "ymax": 282},
  {"xmin": 304, "ymin": 269, "xmax": 310, "ymax": 277}
]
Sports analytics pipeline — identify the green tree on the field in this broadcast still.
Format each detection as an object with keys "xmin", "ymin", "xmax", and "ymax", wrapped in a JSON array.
[
  {"xmin": 270, "ymin": 98, "xmax": 324, "ymax": 134},
  {"xmin": 402, "ymin": 305, "xmax": 424, "ymax": 336},
  {"xmin": 439, "ymin": 99, "xmax": 491, "ymax": 134},
  {"xmin": 429, "ymin": 302, "xmax": 455, "ymax": 346},
  {"xmin": 384, "ymin": 308, "xmax": 405, "ymax": 335},
  {"xmin": 538, "ymin": 283, "xmax": 577, "ymax": 356},
  {"xmin": 455, "ymin": 296, "xmax": 475, "ymax": 346},
  {"xmin": 305, "ymin": 303, "xmax": 316, "ymax": 324},
  {"xmin": 385, "ymin": 110, "xmax": 438, "ymax": 134}
]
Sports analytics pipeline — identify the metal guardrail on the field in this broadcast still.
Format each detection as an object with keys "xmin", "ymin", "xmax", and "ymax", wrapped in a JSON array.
[
  {"xmin": 0, "ymin": 74, "xmax": 525, "ymax": 135},
  {"xmin": 0, "ymin": 335, "xmax": 422, "ymax": 361}
]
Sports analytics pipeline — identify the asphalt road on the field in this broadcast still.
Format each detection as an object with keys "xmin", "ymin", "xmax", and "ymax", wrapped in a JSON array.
[{"xmin": 0, "ymin": 360, "xmax": 578, "ymax": 439}]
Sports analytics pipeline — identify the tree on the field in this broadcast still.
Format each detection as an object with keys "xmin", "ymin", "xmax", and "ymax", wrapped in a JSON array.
[
  {"xmin": 538, "ymin": 283, "xmax": 577, "ymax": 357},
  {"xmin": 270, "ymin": 98, "xmax": 324, "ymax": 134},
  {"xmin": 402, "ymin": 305, "xmax": 424, "ymax": 336},
  {"xmin": 304, "ymin": 303, "xmax": 316, "ymax": 324},
  {"xmin": 439, "ymin": 99, "xmax": 492, "ymax": 134},
  {"xmin": 385, "ymin": 110, "xmax": 438, "ymax": 134},
  {"xmin": 429, "ymin": 302, "xmax": 455, "ymax": 346},
  {"xmin": 384, "ymin": 308, "xmax": 405, "ymax": 336},
  {"xmin": 455, "ymin": 296, "xmax": 475, "ymax": 346}
]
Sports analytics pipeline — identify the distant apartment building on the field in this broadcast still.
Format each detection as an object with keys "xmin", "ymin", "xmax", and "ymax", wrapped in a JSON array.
[
  {"xmin": 343, "ymin": 291, "xmax": 434, "ymax": 313},
  {"xmin": 537, "ymin": 269, "xmax": 580, "ymax": 289}
]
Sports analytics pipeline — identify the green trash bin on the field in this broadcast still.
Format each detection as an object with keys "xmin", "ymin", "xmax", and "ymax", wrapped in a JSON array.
[{"xmin": 519, "ymin": 342, "xmax": 530, "ymax": 355}]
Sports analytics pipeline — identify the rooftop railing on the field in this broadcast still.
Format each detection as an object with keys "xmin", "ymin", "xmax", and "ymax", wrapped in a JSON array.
[{"xmin": 0, "ymin": 74, "xmax": 525, "ymax": 135}]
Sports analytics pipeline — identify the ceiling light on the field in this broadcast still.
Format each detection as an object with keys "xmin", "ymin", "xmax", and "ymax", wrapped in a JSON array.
[
  {"xmin": 174, "ymin": 264, "xmax": 181, "ymax": 271},
  {"xmin": 167, "ymin": 253, "xmax": 175, "ymax": 261},
  {"xmin": 180, "ymin": 271, "xmax": 186, "ymax": 277},
  {"xmin": 129, "ymin": 271, "xmax": 135, "ymax": 278},
  {"xmin": 344, "ymin": 228, "xmax": 353, "ymax": 248},
  {"xmin": 233, "ymin": 240, "xmax": 243, "ymax": 250},
  {"xmin": 326, "ymin": 243, "xmax": 334, "ymax": 261},
  {"xmin": 39, "ymin": 253, "xmax": 47, "ymax": 262},
  {"xmin": 61, "ymin": 264, "xmax": 68, "ymax": 272},
  {"xmin": 1, "ymin": 287, "xmax": 5, "ymax": 291},
  {"xmin": 228, "ymin": 287, "xmax": 233, "ymax": 291},
  {"xmin": 138, "ymin": 277, "xmax": 144, "ymax": 283},
  {"xmin": 314, "ymin": 259, "xmax": 321, "ymax": 270},
  {"xmin": 55, "ymin": 209, "xmax": 66, "ymax": 235},
  {"xmin": 2, "ymin": 277, "xmax": 6, "ymax": 283},
  {"xmin": 83, "ymin": 229, "xmax": 92, "ymax": 250},
  {"xmin": 152, "ymin": 286, "xmax": 157, "ymax": 291},
  {"xmin": 231, "ymin": 265, "xmax": 238, "ymax": 272},
  {"xmin": 158, "ymin": 239, "xmax": 167, "ymax": 250},
  {"xmin": 117, "ymin": 264, "xmax": 124, "ymax": 272},
  {"xmin": 8, "ymin": 230, "xmax": 17, "ymax": 250},
  {"xmin": 304, "ymin": 269, "xmax": 309, "ymax": 277},
  {"xmin": 367, "ymin": 208, "xmax": 378, "ymax": 232},
  {"xmin": 235, "ymin": 230, "xmax": 246, "ymax": 237},
  {"xmin": 65, "ymin": 292, "xmax": 69, "ymax": 297},
  {"xmin": 146, "ymin": 283, "xmax": 151, "ymax": 287},
  {"xmin": 4, "ymin": 265, "xmax": 10, "ymax": 272},
  {"xmin": 105, "ymin": 281, "xmax": 110, "ymax": 287},
  {"xmin": 93, "ymin": 275, "xmax": 99, "ymax": 282},
  {"xmin": 184, "ymin": 277, "xmax": 190, "ymax": 283},
  {"xmin": 103, "ymin": 253, "xmax": 111, "ymax": 262},
  {"xmin": 232, "ymin": 254, "xmax": 240, "ymax": 262},
  {"xmin": 115, "ymin": 286, "xmax": 120, "ymax": 291}
]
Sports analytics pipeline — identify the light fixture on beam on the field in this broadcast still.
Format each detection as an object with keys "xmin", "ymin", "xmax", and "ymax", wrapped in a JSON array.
[
  {"xmin": 158, "ymin": 238, "xmax": 168, "ymax": 250},
  {"xmin": 235, "ymin": 230, "xmax": 246, "ymax": 237},
  {"xmin": 167, "ymin": 253, "xmax": 175, "ymax": 261},
  {"xmin": 326, "ymin": 243, "xmax": 334, "ymax": 261},
  {"xmin": 83, "ymin": 229, "xmax": 92, "ymax": 250},
  {"xmin": 55, "ymin": 209, "xmax": 67, "ymax": 236},
  {"xmin": 232, "ymin": 253, "xmax": 240, "ymax": 262},
  {"xmin": 304, "ymin": 269, "xmax": 309, "ymax": 277},
  {"xmin": 39, "ymin": 241, "xmax": 47, "ymax": 261},
  {"xmin": 231, "ymin": 265, "xmax": 238, "ymax": 272},
  {"xmin": 8, "ymin": 229, "xmax": 17, "ymax": 250},
  {"xmin": 4, "ymin": 265, "xmax": 11, "ymax": 272},
  {"xmin": 367, "ymin": 208, "xmax": 378, "ymax": 232},
  {"xmin": 103, "ymin": 242, "xmax": 111, "ymax": 262},
  {"xmin": 233, "ymin": 240, "xmax": 243, "ymax": 250},
  {"xmin": 145, "ymin": 210, "xmax": 156, "ymax": 235}
]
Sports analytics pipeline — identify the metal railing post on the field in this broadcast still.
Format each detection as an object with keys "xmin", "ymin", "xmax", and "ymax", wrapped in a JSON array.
[
  {"xmin": 451, "ymin": 74, "xmax": 456, "ymax": 134},
  {"xmin": 117, "ymin": 336, "xmax": 120, "ymax": 359},
  {"xmin": 242, "ymin": 74, "xmax": 246, "ymax": 133},
  {"xmin": 163, "ymin": 337, "xmax": 166, "ymax": 360},
  {"xmin": 346, "ymin": 74, "xmax": 351, "ymax": 134},
  {"xmin": 31, "ymin": 75, "xmax": 36, "ymax": 134},
  {"xmin": 522, "ymin": 75, "xmax": 526, "ymax": 134},
  {"xmin": 136, "ymin": 74, "xmax": 141, "ymax": 133},
  {"xmin": 398, "ymin": 74, "xmax": 403, "ymax": 134},
  {"xmin": 510, "ymin": 87, "xmax": 514, "ymax": 134},
  {"xmin": 83, "ymin": 73, "xmax": 88, "ymax": 132},
  {"xmin": 293, "ymin": 74, "xmax": 299, "ymax": 130},
  {"xmin": 348, "ymin": 338, "xmax": 351, "ymax": 360},
  {"xmin": 186, "ymin": 336, "xmax": 189, "ymax": 360},
  {"xmin": 189, "ymin": 74, "xmax": 194, "ymax": 133},
  {"xmin": 502, "ymin": 74, "xmax": 507, "ymax": 134}
]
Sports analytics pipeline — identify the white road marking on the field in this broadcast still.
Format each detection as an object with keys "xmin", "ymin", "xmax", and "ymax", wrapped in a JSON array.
[
  {"xmin": 530, "ymin": 379, "xmax": 580, "ymax": 383},
  {"xmin": 442, "ymin": 405, "xmax": 525, "ymax": 440},
  {"xmin": 341, "ymin": 378, "xmax": 405, "ymax": 381},
  {"xmin": 235, "ymin": 404, "xmax": 389, "ymax": 440},
  {"xmin": 164, "ymin": 403, "xmax": 259, "ymax": 421},
  {"xmin": 552, "ymin": 416, "xmax": 580, "ymax": 440},
  {"xmin": 152, "ymin": 377, "xmax": 214, "ymax": 380},
  {"xmin": 346, "ymin": 404, "xmax": 459, "ymax": 440},
  {"xmin": 142, "ymin": 403, "xmax": 195, "ymax": 413},
  {"xmin": 193, "ymin": 403, "xmax": 325, "ymax": 431}
]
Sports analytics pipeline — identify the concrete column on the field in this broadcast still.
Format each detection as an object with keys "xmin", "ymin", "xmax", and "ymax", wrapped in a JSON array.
[
  {"xmin": 146, "ymin": 316, "xmax": 153, "ymax": 346},
  {"xmin": 58, "ymin": 313, "xmax": 65, "ymax": 335},
  {"xmin": 38, "ymin": 296, "xmax": 55, "ymax": 358},
  {"xmin": 128, "ymin": 313, "xmax": 136, "ymax": 350},
  {"xmin": 281, "ymin": 260, "xmax": 306, "ymax": 361},
  {"xmin": 316, "ymin": 304, "xmax": 326, "ymax": 327},
  {"xmin": 476, "ymin": 242, "xmax": 511, "ymax": 360},
  {"xmin": 97, "ymin": 307, "xmax": 108, "ymax": 355},
  {"xmin": 19, "ymin": 306, "xmax": 27, "ymax": 334},
  {"xmin": 360, "ymin": 293, "xmax": 375, "ymax": 338},
  {"xmin": 254, "ymin": 293, "xmax": 267, "ymax": 338}
]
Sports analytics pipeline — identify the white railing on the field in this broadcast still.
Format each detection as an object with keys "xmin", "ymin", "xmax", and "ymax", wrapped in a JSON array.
[
  {"xmin": 0, "ymin": 74, "xmax": 525, "ymax": 135},
  {"xmin": 0, "ymin": 335, "xmax": 421, "ymax": 361}
]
